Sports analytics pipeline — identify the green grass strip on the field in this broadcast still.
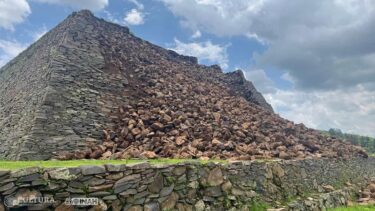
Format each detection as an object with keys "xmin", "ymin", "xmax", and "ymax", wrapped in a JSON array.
[
  {"xmin": 0, "ymin": 158, "xmax": 227, "ymax": 170},
  {"xmin": 329, "ymin": 204, "xmax": 375, "ymax": 211}
]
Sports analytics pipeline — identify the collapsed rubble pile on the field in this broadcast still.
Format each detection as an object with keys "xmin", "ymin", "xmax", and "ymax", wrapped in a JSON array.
[
  {"xmin": 358, "ymin": 181, "xmax": 375, "ymax": 204},
  {"xmin": 56, "ymin": 61, "xmax": 367, "ymax": 160},
  {"xmin": 54, "ymin": 10, "xmax": 367, "ymax": 161}
]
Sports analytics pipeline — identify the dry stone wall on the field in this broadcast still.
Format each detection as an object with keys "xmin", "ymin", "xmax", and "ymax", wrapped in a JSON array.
[
  {"xmin": 20, "ymin": 11, "xmax": 117, "ymax": 160},
  {"xmin": 0, "ymin": 31, "xmax": 61, "ymax": 160},
  {"xmin": 0, "ymin": 158, "xmax": 374, "ymax": 211}
]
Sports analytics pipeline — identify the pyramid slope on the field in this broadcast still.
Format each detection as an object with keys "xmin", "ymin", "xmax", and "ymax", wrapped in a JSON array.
[
  {"xmin": 0, "ymin": 11, "xmax": 111, "ymax": 159},
  {"xmin": 0, "ymin": 10, "xmax": 273, "ymax": 160},
  {"xmin": 0, "ymin": 23, "xmax": 64, "ymax": 159},
  {"xmin": 58, "ymin": 47, "xmax": 368, "ymax": 160}
]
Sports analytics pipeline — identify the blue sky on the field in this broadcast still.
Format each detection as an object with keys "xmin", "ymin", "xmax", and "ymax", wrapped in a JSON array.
[
  {"xmin": 1, "ymin": 0, "xmax": 375, "ymax": 136},
  {"xmin": 0, "ymin": 0, "xmax": 278, "ymax": 86}
]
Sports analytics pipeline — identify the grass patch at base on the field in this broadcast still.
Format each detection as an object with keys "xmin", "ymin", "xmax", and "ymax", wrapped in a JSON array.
[
  {"xmin": 0, "ymin": 159, "xmax": 227, "ymax": 170},
  {"xmin": 329, "ymin": 204, "xmax": 375, "ymax": 211}
]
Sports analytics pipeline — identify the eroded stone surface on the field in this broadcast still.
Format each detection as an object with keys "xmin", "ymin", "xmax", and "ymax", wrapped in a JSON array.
[
  {"xmin": 357, "ymin": 180, "xmax": 375, "ymax": 204},
  {"xmin": 161, "ymin": 192, "xmax": 179, "ymax": 210},
  {"xmin": 207, "ymin": 167, "xmax": 224, "ymax": 186},
  {"xmin": 48, "ymin": 168, "xmax": 78, "ymax": 180},
  {"xmin": 80, "ymin": 165, "xmax": 106, "ymax": 175}
]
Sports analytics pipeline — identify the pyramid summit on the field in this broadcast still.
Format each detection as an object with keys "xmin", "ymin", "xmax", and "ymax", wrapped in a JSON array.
[{"xmin": 0, "ymin": 10, "xmax": 275, "ymax": 160}]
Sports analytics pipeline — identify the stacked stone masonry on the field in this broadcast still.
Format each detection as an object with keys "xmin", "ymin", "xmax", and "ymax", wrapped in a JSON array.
[
  {"xmin": 0, "ymin": 10, "xmax": 273, "ymax": 160},
  {"xmin": 0, "ymin": 158, "xmax": 374, "ymax": 211}
]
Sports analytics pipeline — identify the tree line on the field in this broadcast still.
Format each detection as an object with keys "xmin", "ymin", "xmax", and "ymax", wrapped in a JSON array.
[{"xmin": 323, "ymin": 128, "xmax": 375, "ymax": 154}]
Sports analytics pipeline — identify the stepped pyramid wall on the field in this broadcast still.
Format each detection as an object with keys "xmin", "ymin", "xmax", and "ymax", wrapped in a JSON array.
[{"xmin": 0, "ymin": 11, "xmax": 272, "ymax": 160}]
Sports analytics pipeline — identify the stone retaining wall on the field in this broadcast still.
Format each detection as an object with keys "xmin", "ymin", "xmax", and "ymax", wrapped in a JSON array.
[{"xmin": 0, "ymin": 158, "xmax": 374, "ymax": 211}]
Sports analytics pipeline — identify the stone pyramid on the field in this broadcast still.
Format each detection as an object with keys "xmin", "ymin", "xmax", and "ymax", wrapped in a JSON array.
[{"xmin": 0, "ymin": 10, "xmax": 272, "ymax": 160}]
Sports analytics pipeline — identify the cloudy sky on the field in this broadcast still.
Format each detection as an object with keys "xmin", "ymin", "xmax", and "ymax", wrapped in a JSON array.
[{"xmin": 1, "ymin": 0, "xmax": 374, "ymax": 136}]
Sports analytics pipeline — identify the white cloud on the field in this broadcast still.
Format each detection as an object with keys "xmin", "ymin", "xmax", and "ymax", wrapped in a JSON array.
[
  {"xmin": 245, "ymin": 33, "xmax": 265, "ymax": 45},
  {"xmin": 280, "ymin": 72, "xmax": 295, "ymax": 85},
  {"xmin": 123, "ymin": 0, "xmax": 146, "ymax": 25},
  {"xmin": 32, "ymin": 26, "xmax": 48, "ymax": 41},
  {"xmin": 0, "ymin": 40, "xmax": 28, "ymax": 68},
  {"xmin": 34, "ymin": 0, "xmax": 108, "ymax": 11},
  {"xmin": 191, "ymin": 30, "xmax": 201, "ymax": 39},
  {"xmin": 265, "ymin": 86, "xmax": 375, "ymax": 137},
  {"xmin": 124, "ymin": 9, "xmax": 145, "ymax": 25},
  {"xmin": 102, "ymin": 10, "xmax": 123, "ymax": 25},
  {"xmin": 162, "ymin": 0, "xmax": 267, "ymax": 36},
  {"xmin": 162, "ymin": 0, "xmax": 375, "ymax": 136},
  {"xmin": 128, "ymin": 0, "xmax": 144, "ymax": 10},
  {"xmin": 0, "ymin": 0, "xmax": 31, "ymax": 30},
  {"xmin": 170, "ymin": 38, "xmax": 229, "ymax": 69},
  {"xmin": 161, "ymin": 0, "xmax": 375, "ymax": 91},
  {"xmin": 244, "ymin": 69, "xmax": 276, "ymax": 94},
  {"xmin": 0, "ymin": 25, "xmax": 51, "ymax": 68}
]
